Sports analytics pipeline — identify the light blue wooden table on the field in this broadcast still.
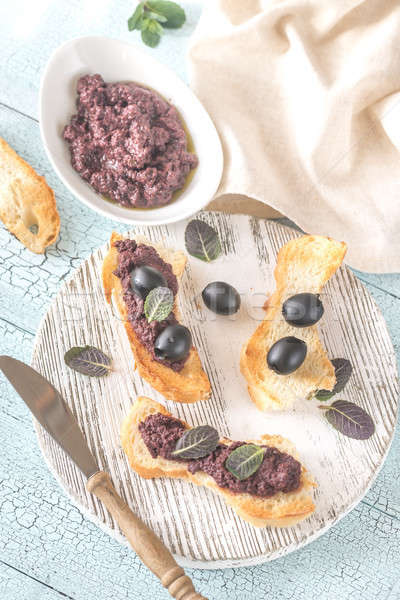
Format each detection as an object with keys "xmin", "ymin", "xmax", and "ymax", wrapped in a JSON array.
[{"xmin": 0, "ymin": 2, "xmax": 399, "ymax": 599}]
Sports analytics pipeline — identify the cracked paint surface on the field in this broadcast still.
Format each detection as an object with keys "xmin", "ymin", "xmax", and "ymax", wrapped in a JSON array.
[
  {"xmin": 1, "ymin": 246, "xmax": 399, "ymax": 600},
  {"xmin": 0, "ymin": 1, "xmax": 399, "ymax": 598}
]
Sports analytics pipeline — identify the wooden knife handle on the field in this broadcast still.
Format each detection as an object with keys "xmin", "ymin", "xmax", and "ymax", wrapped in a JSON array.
[{"xmin": 87, "ymin": 471, "xmax": 207, "ymax": 600}]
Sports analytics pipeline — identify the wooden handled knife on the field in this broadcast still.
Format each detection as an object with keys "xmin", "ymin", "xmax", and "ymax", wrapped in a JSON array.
[{"xmin": 0, "ymin": 355, "xmax": 207, "ymax": 600}]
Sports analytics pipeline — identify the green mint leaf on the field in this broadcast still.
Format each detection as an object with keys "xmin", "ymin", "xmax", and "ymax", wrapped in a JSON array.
[
  {"xmin": 225, "ymin": 444, "xmax": 265, "ymax": 481},
  {"xmin": 141, "ymin": 18, "xmax": 163, "ymax": 47},
  {"xmin": 64, "ymin": 345, "xmax": 112, "ymax": 377},
  {"xmin": 146, "ymin": 10, "xmax": 167, "ymax": 23},
  {"xmin": 172, "ymin": 425, "xmax": 220, "ymax": 459},
  {"xmin": 146, "ymin": 0, "xmax": 186, "ymax": 28},
  {"xmin": 144, "ymin": 286, "xmax": 173, "ymax": 322},
  {"xmin": 128, "ymin": 2, "xmax": 145, "ymax": 31},
  {"xmin": 140, "ymin": 16, "xmax": 151, "ymax": 29}
]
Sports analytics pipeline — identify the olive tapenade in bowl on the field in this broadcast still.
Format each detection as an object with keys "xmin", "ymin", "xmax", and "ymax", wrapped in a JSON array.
[{"xmin": 39, "ymin": 36, "xmax": 223, "ymax": 225}]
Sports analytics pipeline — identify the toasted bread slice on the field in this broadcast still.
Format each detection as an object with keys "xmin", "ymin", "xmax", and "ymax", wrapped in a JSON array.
[
  {"xmin": 241, "ymin": 235, "xmax": 347, "ymax": 411},
  {"xmin": 121, "ymin": 396, "xmax": 316, "ymax": 528},
  {"xmin": 102, "ymin": 232, "xmax": 211, "ymax": 403},
  {"xmin": 0, "ymin": 137, "xmax": 60, "ymax": 253}
]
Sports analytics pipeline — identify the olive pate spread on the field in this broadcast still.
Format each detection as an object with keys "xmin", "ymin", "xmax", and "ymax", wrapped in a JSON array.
[
  {"xmin": 114, "ymin": 238, "xmax": 188, "ymax": 371},
  {"xmin": 63, "ymin": 74, "xmax": 197, "ymax": 208},
  {"xmin": 139, "ymin": 413, "xmax": 302, "ymax": 497}
]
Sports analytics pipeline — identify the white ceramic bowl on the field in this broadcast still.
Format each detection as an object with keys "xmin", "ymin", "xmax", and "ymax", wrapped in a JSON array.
[{"xmin": 39, "ymin": 36, "xmax": 223, "ymax": 225}]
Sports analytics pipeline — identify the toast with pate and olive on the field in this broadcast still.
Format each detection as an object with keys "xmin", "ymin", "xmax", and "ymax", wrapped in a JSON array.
[
  {"xmin": 121, "ymin": 397, "xmax": 316, "ymax": 528},
  {"xmin": 102, "ymin": 232, "xmax": 211, "ymax": 403},
  {"xmin": 241, "ymin": 235, "xmax": 347, "ymax": 412}
]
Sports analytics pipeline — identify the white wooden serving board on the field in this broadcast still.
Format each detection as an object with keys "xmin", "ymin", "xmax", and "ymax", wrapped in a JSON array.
[{"xmin": 31, "ymin": 214, "xmax": 399, "ymax": 569}]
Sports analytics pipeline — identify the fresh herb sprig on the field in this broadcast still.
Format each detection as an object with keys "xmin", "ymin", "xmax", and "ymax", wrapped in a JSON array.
[{"xmin": 128, "ymin": 1, "xmax": 186, "ymax": 48}]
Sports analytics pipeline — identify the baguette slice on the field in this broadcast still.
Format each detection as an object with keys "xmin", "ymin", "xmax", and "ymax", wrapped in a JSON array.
[
  {"xmin": 102, "ymin": 232, "xmax": 211, "ymax": 403},
  {"xmin": 0, "ymin": 137, "xmax": 60, "ymax": 253},
  {"xmin": 121, "ymin": 396, "xmax": 316, "ymax": 528},
  {"xmin": 241, "ymin": 235, "xmax": 347, "ymax": 412}
]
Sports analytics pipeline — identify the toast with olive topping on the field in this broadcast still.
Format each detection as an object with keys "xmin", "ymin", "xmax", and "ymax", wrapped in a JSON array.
[
  {"xmin": 121, "ymin": 397, "xmax": 316, "ymax": 528},
  {"xmin": 241, "ymin": 235, "xmax": 347, "ymax": 412},
  {"xmin": 102, "ymin": 232, "xmax": 211, "ymax": 403}
]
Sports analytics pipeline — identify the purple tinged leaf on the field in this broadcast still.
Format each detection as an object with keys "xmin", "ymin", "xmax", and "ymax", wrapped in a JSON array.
[
  {"xmin": 316, "ymin": 358, "xmax": 353, "ymax": 400},
  {"xmin": 184, "ymin": 219, "xmax": 221, "ymax": 262},
  {"xmin": 64, "ymin": 346, "xmax": 112, "ymax": 377},
  {"xmin": 321, "ymin": 400, "xmax": 375, "ymax": 440},
  {"xmin": 172, "ymin": 425, "xmax": 219, "ymax": 459}
]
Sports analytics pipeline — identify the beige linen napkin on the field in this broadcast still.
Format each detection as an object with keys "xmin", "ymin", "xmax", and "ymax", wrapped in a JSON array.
[{"xmin": 189, "ymin": 0, "xmax": 400, "ymax": 272}]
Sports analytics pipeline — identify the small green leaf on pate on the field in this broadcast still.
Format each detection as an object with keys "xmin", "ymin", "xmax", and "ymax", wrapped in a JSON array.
[
  {"xmin": 225, "ymin": 444, "xmax": 265, "ymax": 481},
  {"xmin": 172, "ymin": 425, "xmax": 220, "ymax": 459},
  {"xmin": 144, "ymin": 286, "xmax": 174, "ymax": 322},
  {"xmin": 64, "ymin": 346, "xmax": 112, "ymax": 377}
]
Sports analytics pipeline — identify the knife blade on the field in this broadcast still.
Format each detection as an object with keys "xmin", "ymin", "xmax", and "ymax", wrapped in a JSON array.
[
  {"xmin": 0, "ymin": 355, "xmax": 207, "ymax": 599},
  {"xmin": 0, "ymin": 355, "xmax": 98, "ymax": 478}
]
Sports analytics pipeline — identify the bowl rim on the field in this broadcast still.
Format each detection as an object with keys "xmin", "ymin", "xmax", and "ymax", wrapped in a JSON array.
[{"xmin": 39, "ymin": 34, "xmax": 224, "ymax": 225}]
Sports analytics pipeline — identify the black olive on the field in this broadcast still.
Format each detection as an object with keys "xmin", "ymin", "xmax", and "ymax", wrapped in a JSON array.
[
  {"xmin": 154, "ymin": 324, "xmax": 192, "ymax": 362},
  {"xmin": 267, "ymin": 336, "xmax": 307, "ymax": 375},
  {"xmin": 202, "ymin": 281, "xmax": 241, "ymax": 315},
  {"xmin": 282, "ymin": 293, "xmax": 324, "ymax": 327},
  {"xmin": 130, "ymin": 265, "xmax": 167, "ymax": 299}
]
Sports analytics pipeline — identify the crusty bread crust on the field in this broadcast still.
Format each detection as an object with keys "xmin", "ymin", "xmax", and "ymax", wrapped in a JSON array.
[
  {"xmin": 121, "ymin": 396, "xmax": 316, "ymax": 528},
  {"xmin": 0, "ymin": 137, "xmax": 60, "ymax": 253},
  {"xmin": 241, "ymin": 235, "xmax": 347, "ymax": 411},
  {"xmin": 102, "ymin": 232, "xmax": 211, "ymax": 403}
]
